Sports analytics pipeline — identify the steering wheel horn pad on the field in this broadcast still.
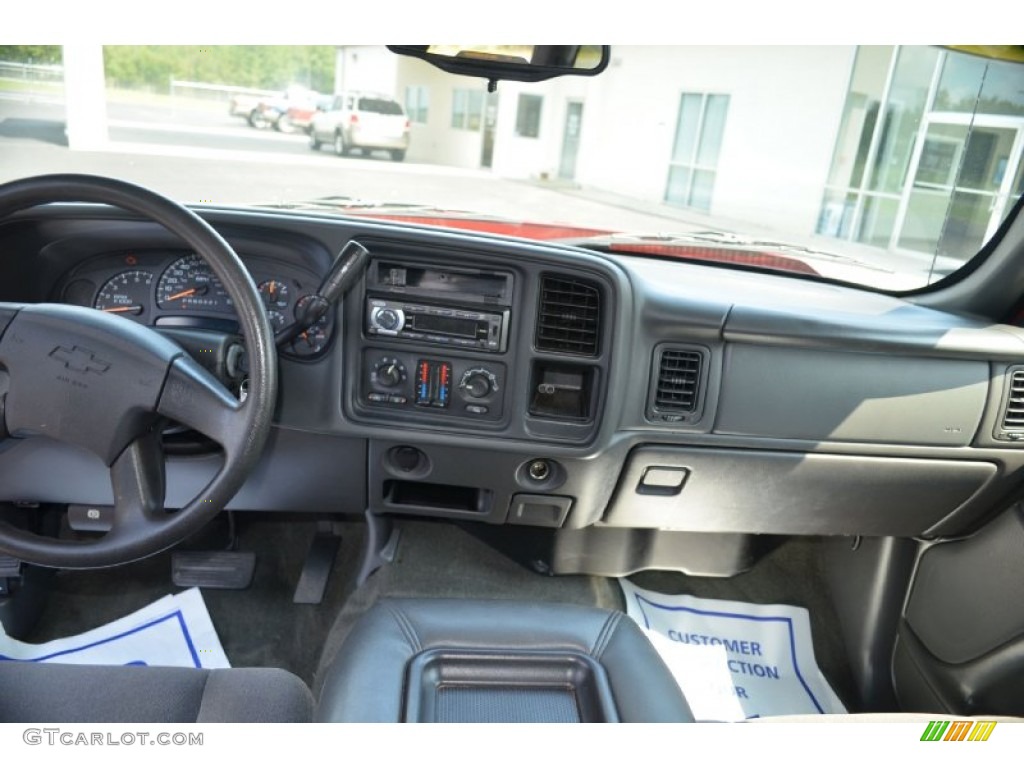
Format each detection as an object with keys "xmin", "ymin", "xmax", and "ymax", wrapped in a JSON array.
[{"xmin": 0, "ymin": 302, "xmax": 184, "ymax": 465}]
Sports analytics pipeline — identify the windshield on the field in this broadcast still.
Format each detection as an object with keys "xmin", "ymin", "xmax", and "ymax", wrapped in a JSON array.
[{"xmin": 1, "ymin": 44, "xmax": 1022, "ymax": 291}]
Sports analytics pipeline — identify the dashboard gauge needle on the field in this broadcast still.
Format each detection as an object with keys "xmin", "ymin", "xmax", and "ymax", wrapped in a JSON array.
[
  {"xmin": 166, "ymin": 288, "xmax": 196, "ymax": 301},
  {"xmin": 102, "ymin": 305, "xmax": 143, "ymax": 314}
]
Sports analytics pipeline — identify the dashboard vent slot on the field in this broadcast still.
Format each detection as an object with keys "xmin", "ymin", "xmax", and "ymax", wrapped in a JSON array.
[
  {"xmin": 653, "ymin": 348, "xmax": 702, "ymax": 414},
  {"xmin": 1000, "ymin": 369, "xmax": 1024, "ymax": 436},
  {"xmin": 535, "ymin": 275, "xmax": 601, "ymax": 356}
]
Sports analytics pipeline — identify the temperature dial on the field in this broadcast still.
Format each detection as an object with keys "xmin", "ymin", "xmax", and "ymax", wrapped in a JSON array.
[
  {"xmin": 373, "ymin": 356, "xmax": 407, "ymax": 388},
  {"xmin": 459, "ymin": 368, "xmax": 498, "ymax": 399}
]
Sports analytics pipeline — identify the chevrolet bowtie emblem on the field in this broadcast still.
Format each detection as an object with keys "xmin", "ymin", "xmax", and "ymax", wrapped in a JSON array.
[{"xmin": 49, "ymin": 345, "xmax": 111, "ymax": 374}]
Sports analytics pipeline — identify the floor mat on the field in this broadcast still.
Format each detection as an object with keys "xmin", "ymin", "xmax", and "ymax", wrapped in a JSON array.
[
  {"xmin": 628, "ymin": 537, "xmax": 857, "ymax": 709},
  {"xmin": 620, "ymin": 579, "xmax": 846, "ymax": 720},
  {"xmin": 0, "ymin": 588, "xmax": 228, "ymax": 667}
]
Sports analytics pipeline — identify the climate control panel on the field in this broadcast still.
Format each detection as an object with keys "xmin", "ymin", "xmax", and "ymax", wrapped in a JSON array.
[{"xmin": 361, "ymin": 348, "xmax": 506, "ymax": 421}]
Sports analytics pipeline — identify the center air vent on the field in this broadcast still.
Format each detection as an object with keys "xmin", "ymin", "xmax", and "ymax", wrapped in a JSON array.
[
  {"xmin": 649, "ymin": 346, "xmax": 704, "ymax": 422},
  {"xmin": 999, "ymin": 369, "xmax": 1024, "ymax": 438},
  {"xmin": 535, "ymin": 275, "xmax": 601, "ymax": 356}
]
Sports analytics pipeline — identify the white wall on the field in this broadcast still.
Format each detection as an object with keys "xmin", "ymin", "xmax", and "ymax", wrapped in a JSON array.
[
  {"xmin": 389, "ymin": 46, "xmax": 858, "ymax": 238},
  {"xmin": 395, "ymin": 59, "xmax": 484, "ymax": 167},
  {"xmin": 572, "ymin": 46, "xmax": 856, "ymax": 236},
  {"xmin": 490, "ymin": 78, "xmax": 591, "ymax": 180},
  {"xmin": 335, "ymin": 46, "xmax": 398, "ymax": 95}
]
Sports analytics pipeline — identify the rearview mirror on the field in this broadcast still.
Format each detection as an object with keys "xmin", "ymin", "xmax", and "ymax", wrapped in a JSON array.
[{"xmin": 387, "ymin": 45, "xmax": 610, "ymax": 89}]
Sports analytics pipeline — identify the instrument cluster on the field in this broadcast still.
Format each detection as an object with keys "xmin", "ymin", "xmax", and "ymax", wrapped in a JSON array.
[{"xmin": 57, "ymin": 248, "xmax": 333, "ymax": 358}]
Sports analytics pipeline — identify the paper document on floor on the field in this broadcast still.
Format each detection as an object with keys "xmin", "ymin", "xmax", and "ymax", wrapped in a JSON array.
[
  {"xmin": 619, "ymin": 579, "xmax": 846, "ymax": 720},
  {"xmin": 0, "ymin": 587, "xmax": 229, "ymax": 668}
]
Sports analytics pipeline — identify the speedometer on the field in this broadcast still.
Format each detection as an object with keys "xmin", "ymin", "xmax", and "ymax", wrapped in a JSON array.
[{"xmin": 157, "ymin": 253, "xmax": 233, "ymax": 313}]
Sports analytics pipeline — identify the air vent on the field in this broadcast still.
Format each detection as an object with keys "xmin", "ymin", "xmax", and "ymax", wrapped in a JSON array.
[
  {"xmin": 651, "ymin": 347, "xmax": 703, "ymax": 418},
  {"xmin": 999, "ymin": 369, "xmax": 1024, "ymax": 437},
  {"xmin": 535, "ymin": 276, "xmax": 601, "ymax": 356}
]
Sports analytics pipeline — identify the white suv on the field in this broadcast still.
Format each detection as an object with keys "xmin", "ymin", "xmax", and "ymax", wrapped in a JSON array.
[{"xmin": 309, "ymin": 92, "xmax": 410, "ymax": 161}]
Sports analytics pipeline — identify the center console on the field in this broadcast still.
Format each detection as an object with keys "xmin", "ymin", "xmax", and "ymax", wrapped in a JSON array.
[
  {"xmin": 355, "ymin": 258, "xmax": 514, "ymax": 426},
  {"xmin": 344, "ymin": 242, "xmax": 616, "ymax": 530}
]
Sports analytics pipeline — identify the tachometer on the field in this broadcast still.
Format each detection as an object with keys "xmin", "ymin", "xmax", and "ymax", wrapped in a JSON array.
[
  {"xmin": 157, "ymin": 253, "xmax": 233, "ymax": 312},
  {"xmin": 93, "ymin": 270, "xmax": 153, "ymax": 317}
]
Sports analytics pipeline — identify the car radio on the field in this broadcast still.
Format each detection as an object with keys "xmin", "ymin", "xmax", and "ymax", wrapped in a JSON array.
[
  {"xmin": 366, "ymin": 299, "xmax": 508, "ymax": 351},
  {"xmin": 364, "ymin": 261, "xmax": 513, "ymax": 353}
]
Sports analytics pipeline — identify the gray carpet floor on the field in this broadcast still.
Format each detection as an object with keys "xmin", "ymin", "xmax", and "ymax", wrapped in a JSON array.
[
  {"xmin": 22, "ymin": 515, "xmax": 365, "ymax": 685},
  {"xmin": 15, "ymin": 515, "xmax": 855, "ymax": 710}
]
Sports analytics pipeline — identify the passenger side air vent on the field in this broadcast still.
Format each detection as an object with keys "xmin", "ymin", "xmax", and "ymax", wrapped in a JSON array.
[
  {"xmin": 998, "ymin": 369, "xmax": 1024, "ymax": 439},
  {"xmin": 535, "ymin": 275, "xmax": 601, "ymax": 356},
  {"xmin": 648, "ymin": 346, "xmax": 705, "ymax": 423}
]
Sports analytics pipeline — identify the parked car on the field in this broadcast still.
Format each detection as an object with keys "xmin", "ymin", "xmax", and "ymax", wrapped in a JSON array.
[
  {"xmin": 0, "ymin": 43, "xmax": 1023, "ymax": 730},
  {"xmin": 239, "ymin": 85, "xmax": 323, "ymax": 131},
  {"xmin": 309, "ymin": 92, "xmax": 411, "ymax": 160}
]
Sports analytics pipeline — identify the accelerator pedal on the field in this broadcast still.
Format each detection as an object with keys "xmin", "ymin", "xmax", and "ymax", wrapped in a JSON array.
[{"xmin": 172, "ymin": 551, "xmax": 256, "ymax": 590}]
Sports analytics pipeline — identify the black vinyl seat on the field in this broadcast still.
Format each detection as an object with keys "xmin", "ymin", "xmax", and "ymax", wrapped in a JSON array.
[
  {"xmin": 0, "ymin": 662, "xmax": 314, "ymax": 722},
  {"xmin": 317, "ymin": 598, "xmax": 694, "ymax": 723}
]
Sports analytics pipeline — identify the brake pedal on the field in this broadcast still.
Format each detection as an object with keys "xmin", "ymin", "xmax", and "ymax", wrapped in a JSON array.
[{"xmin": 172, "ymin": 551, "xmax": 256, "ymax": 590}]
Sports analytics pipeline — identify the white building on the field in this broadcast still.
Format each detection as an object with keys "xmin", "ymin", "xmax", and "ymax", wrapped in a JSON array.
[{"xmin": 376, "ymin": 45, "xmax": 1024, "ymax": 265}]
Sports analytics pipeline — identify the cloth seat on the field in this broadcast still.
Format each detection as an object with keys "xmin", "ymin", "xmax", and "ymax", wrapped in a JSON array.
[
  {"xmin": 0, "ymin": 662, "xmax": 313, "ymax": 722},
  {"xmin": 317, "ymin": 598, "xmax": 694, "ymax": 723}
]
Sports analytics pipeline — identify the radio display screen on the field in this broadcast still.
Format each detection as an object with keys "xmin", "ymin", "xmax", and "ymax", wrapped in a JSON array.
[{"xmin": 410, "ymin": 313, "xmax": 483, "ymax": 339}]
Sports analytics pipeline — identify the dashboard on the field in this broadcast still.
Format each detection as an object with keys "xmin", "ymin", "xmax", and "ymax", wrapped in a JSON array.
[{"xmin": 3, "ymin": 203, "xmax": 1024, "ymax": 578}]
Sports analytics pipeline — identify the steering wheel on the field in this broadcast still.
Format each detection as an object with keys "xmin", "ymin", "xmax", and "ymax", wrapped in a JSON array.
[{"xmin": 0, "ymin": 174, "xmax": 277, "ymax": 568}]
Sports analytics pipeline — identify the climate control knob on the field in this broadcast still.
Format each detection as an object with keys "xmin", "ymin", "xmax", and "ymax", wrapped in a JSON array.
[
  {"xmin": 459, "ymin": 368, "xmax": 497, "ymax": 399},
  {"xmin": 373, "ymin": 357, "xmax": 406, "ymax": 388}
]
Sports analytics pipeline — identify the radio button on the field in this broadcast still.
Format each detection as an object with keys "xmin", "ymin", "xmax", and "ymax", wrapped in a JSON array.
[{"xmin": 375, "ymin": 308, "xmax": 402, "ymax": 331}]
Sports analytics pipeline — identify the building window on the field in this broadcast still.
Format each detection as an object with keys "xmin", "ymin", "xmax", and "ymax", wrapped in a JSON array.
[
  {"xmin": 404, "ymin": 86, "xmax": 428, "ymax": 124},
  {"xmin": 665, "ymin": 93, "xmax": 730, "ymax": 212},
  {"xmin": 451, "ymin": 89, "xmax": 484, "ymax": 130},
  {"xmin": 819, "ymin": 46, "xmax": 1024, "ymax": 263},
  {"xmin": 515, "ymin": 94, "xmax": 543, "ymax": 138}
]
